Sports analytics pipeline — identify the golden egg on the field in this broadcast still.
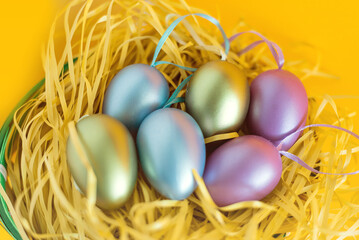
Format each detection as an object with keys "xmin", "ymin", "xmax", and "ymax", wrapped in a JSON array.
[
  {"xmin": 185, "ymin": 61, "xmax": 250, "ymax": 137},
  {"xmin": 66, "ymin": 114, "xmax": 137, "ymax": 210}
]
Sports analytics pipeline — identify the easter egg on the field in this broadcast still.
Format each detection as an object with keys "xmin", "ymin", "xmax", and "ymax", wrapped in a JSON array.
[
  {"xmin": 137, "ymin": 108, "xmax": 206, "ymax": 200},
  {"xmin": 103, "ymin": 64, "xmax": 169, "ymax": 133},
  {"xmin": 246, "ymin": 69, "xmax": 308, "ymax": 150},
  {"xmin": 66, "ymin": 114, "xmax": 137, "ymax": 210},
  {"xmin": 203, "ymin": 135, "xmax": 282, "ymax": 207},
  {"xmin": 185, "ymin": 60, "xmax": 250, "ymax": 137}
]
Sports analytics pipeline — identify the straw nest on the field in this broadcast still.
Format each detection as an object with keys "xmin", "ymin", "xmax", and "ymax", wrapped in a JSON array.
[{"xmin": 1, "ymin": 0, "xmax": 359, "ymax": 239}]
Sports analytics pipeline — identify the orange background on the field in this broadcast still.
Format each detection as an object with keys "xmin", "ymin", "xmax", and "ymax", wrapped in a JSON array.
[{"xmin": 0, "ymin": 0, "xmax": 359, "ymax": 239}]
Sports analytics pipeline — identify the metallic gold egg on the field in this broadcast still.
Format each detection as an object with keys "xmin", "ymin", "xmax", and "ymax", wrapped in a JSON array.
[
  {"xmin": 185, "ymin": 61, "xmax": 250, "ymax": 137},
  {"xmin": 66, "ymin": 115, "xmax": 137, "ymax": 210}
]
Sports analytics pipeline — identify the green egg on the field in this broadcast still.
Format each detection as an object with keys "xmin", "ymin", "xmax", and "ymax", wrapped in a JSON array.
[{"xmin": 66, "ymin": 114, "xmax": 137, "ymax": 210}]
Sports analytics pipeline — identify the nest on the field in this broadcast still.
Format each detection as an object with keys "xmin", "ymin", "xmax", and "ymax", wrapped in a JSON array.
[{"xmin": 1, "ymin": 0, "xmax": 359, "ymax": 239}]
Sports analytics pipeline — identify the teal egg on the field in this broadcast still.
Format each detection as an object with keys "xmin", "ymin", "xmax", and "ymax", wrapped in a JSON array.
[
  {"xmin": 103, "ymin": 64, "xmax": 169, "ymax": 134},
  {"xmin": 137, "ymin": 108, "xmax": 206, "ymax": 200},
  {"xmin": 66, "ymin": 114, "xmax": 137, "ymax": 210}
]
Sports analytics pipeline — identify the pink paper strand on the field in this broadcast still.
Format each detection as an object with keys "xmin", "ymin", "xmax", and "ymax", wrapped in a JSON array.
[
  {"xmin": 277, "ymin": 124, "xmax": 359, "ymax": 176},
  {"xmin": 227, "ymin": 31, "xmax": 357, "ymax": 176},
  {"xmin": 228, "ymin": 30, "xmax": 284, "ymax": 69}
]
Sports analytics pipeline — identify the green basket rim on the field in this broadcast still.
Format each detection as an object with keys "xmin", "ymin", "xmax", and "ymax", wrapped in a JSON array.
[{"xmin": 0, "ymin": 59, "xmax": 77, "ymax": 240}]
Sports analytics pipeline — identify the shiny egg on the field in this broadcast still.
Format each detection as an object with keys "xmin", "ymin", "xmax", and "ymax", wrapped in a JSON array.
[
  {"xmin": 185, "ymin": 60, "xmax": 250, "ymax": 137},
  {"xmin": 137, "ymin": 108, "xmax": 206, "ymax": 200},
  {"xmin": 103, "ymin": 64, "xmax": 169, "ymax": 133},
  {"xmin": 204, "ymin": 135, "xmax": 282, "ymax": 207},
  {"xmin": 66, "ymin": 114, "xmax": 137, "ymax": 210},
  {"xmin": 246, "ymin": 69, "xmax": 308, "ymax": 150}
]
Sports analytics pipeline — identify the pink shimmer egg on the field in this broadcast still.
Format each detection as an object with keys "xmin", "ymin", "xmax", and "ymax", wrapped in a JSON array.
[
  {"xmin": 246, "ymin": 69, "xmax": 308, "ymax": 150},
  {"xmin": 203, "ymin": 135, "xmax": 282, "ymax": 207}
]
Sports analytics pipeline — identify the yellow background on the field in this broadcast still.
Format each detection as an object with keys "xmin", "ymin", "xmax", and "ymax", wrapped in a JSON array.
[{"xmin": 0, "ymin": 0, "xmax": 358, "ymax": 239}]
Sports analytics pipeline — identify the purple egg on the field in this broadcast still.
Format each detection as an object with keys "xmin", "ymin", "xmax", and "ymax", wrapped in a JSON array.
[
  {"xmin": 203, "ymin": 135, "xmax": 282, "ymax": 207},
  {"xmin": 246, "ymin": 69, "xmax": 308, "ymax": 150}
]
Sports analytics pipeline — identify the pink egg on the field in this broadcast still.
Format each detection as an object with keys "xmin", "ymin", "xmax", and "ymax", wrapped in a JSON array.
[
  {"xmin": 203, "ymin": 135, "xmax": 282, "ymax": 207},
  {"xmin": 246, "ymin": 69, "xmax": 308, "ymax": 150}
]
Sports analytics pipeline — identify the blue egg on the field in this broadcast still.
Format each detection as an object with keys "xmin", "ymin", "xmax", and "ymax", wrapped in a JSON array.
[
  {"xmin": 137, "ymin": 108, "xmax": 206, "ymax": 200},
  {"xmin": 103, "ymin": 64, "xmax": 169, "ymax": 133}
]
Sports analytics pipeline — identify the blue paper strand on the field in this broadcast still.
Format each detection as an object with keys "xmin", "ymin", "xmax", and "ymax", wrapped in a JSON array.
[
  {"xmin": 164, "ymin": 97, "xmax": 185, "ymax": 108},
  {"xmin": 152, "ymin": 61, "xmax": 197, "ymax": 72},
  {"xmin": 151, "ymin": 13, "xmax": 230, "ymax": 67},
  {"xmin": 163, "ymin": 74, "xmax": 193, "ymax": 108}
]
